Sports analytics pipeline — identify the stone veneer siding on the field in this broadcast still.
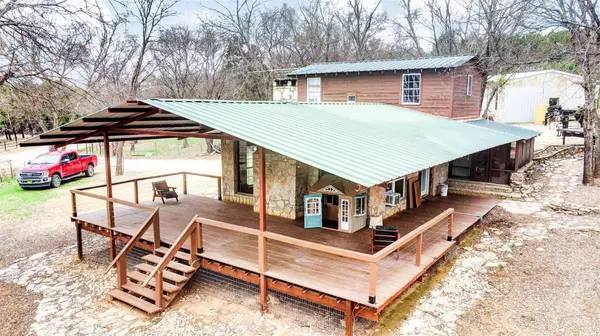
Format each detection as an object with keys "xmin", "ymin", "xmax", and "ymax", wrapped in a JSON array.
[
  {"xmin": 430, "ymin": 162, "xmax": 449, "ymax": 196},
  {"xmin": 221, "ymin": 140, "xmax": 320, "ymax": 220}
]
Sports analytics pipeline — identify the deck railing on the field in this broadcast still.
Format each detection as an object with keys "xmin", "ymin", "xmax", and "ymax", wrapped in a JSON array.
[{"xmin": 193, "ymin": 208, "xmax": 454, "ymax": 305}]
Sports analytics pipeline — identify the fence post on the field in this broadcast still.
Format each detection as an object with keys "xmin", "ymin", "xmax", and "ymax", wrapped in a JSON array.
[
  {"xmin": 9, "ymin": 160, "xmax": 13, "ymax": 178},
  {"xmin": 117, "ymin": 256, "xmax": 126, "ymax": 289},
  {"xmin": 155, "ymin": 271, "xmax": 163, "ymax": 309},
  {"xmin": 416, "ymin": 233, "xmax": 423, "ymax": 267},
  {"xmin": 134, "ymin": 180, "xmax": 139, "ymax": 204},
  {"xmin": 153, "ymin": 210, "xmax": 161, "ymax": 250},
  {"xmin": 369, "ymin": 262, "xmax": 377, "ymax": 304},
  {"xmin": 196, "ymin": 221, "xmax": 203, "ymax": 253},
  {"xmin": 71, "ymin": 192, "xmax": 77, "ymax": 217},
  {"xmin": 448, "ymin": 211, "xmax": 454, "ymax": 241},
  {"xmin": 217, "ymin": 177, "xmax": 222, "ymax": 200},
  {"xmin": 183, "ymin": 172, "xmax": 187, "ymax": 195}
]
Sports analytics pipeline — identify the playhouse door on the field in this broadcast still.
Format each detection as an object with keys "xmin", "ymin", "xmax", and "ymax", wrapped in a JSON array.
[
  {"xmin": 340, "ymin": 199, "xmax": 350, "ymax": 231},
  {"xmin": 304, "ymin": 194, "xmax": 322, "ymax": 229}
]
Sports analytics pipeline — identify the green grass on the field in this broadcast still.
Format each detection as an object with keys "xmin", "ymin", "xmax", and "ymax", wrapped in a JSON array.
[
  {"xmin": 0, "ymin": 174, "xmax": 101, "ymax": 219},
  {"xmin": 78, "ymin": 138, "xmax": 214, "ymax": 158}
]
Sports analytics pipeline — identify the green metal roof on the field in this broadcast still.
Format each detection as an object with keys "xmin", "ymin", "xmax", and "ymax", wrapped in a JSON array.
[
  {"xmin": 465, "ymin": 119, "xmax": 541, "ymax": 140},
  {"xmin": 142, "ymin": 99, "xmax": 524, "ymax": 187},
  {"xmin": 287, "ymin": 55, "xmax": 474, "ymax": 76}
]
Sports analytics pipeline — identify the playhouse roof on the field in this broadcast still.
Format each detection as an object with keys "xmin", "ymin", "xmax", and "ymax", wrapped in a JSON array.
[{"xmin": 22, "ymin": 100, "xmax": 536, "ymax": 187}]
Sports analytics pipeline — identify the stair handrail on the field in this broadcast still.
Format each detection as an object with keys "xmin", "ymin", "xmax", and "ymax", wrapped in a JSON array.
[
  {"xmin": 104, "ymin": 207, "xmax": 160, "ymax": 274},
  {"xmin": 141, "ymin": 215, "xmax": 199, "ymax": 287}
]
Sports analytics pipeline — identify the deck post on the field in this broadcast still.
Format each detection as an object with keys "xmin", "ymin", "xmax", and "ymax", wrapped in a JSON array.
[
  {"xmin": 183, "ymin": 172, "xmax": 188, "ymax": 195},
  {"xmin": 153, "ymin": 211, "xmax": 161, "ymax": 250},
  {"xmin": 416, "ymin": 233, "xmax": 423, "ymax": 267},
  {"xmin": 155, "ymin": 271, "xmax": 164, "ymax": 309},
  {"xmin": 258, "ymin": 146, "xmax": 268, "ymax": 312},
  {"xmin": 196, "ymin": 221, "xmax": 203, "ymax": 253},
  {"xmin": 345, "ymin": 300, "xmax": 355, "ymax": 336},
  {"xmin": 190, "ymin": 225, "xmax": 198, "ymax": 263},
  {"xmin": 369, "ymin": 262, "xmax": 377, "ymax": 304},
  {"xmin": 103, "ymin": 132, "xmax": 116, "ymax": 261},
  {"xmin": 217, "ymin": 177, "xmax": 222, "ymax": 200},
  {"xmin": 514, "ymin": 141, "xmax": 521, "ymax": 172},
  {"xmin": 116, "ymin": 256, "xmax": 126, "ymax": 289},
  {"xmin": 448, "ymin": 211, "xmax": 454, "ymax": 241},
  {"xmin": 76, "ymin": 222, "xmax": 83, "ymax": 259},
  {"xmin": 71, "ymin": 192, "xmax": 77, "ymax": 217},
  {"xmin": 133, "ymin": 180, "xmax": 139, "ymax": 204}
]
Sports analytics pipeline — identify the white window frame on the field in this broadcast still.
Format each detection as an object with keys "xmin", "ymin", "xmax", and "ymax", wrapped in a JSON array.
[
  {"xmin": 307, "ymin": 77, "xmax": 321, "ymax": 103},
  {"xmin": 354, "ymin": 195, "xmax": 366, "ymax": 216},
  {"xmin": 420, "ymin": 168, "xmax": 430, "ymax": 197},
  {"xmin": 306, "ymin": 197, "xmax": 321, "ymax": 215},
  {"xmin": 401, "ymin": 73, "xmax": 421, "ymax": 105},
  {"xmin": 466, "ymin": 75, "xmax": 473, "ymax": 97},
  {"xmin": 385, "ymin": 177, "xmax": 406, "ymax": 206},
  {"xmin": 347, "ymin": 94, "xmax": 356, "ymax": 103}
]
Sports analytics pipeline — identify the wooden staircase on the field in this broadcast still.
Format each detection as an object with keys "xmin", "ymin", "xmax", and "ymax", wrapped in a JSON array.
[
  {"xmin": 105, "ymin": 213, "xmax": 203, "ymax": 314},
  {"xmin": 108, "ymin": 247, "xmax": 199, "ymax": 313}
]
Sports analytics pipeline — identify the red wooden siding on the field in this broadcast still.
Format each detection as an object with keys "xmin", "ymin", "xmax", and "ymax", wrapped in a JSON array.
[
  {"xmin": 451, "ymin": 64, "xmax": 484, "ymax": 119},
  {"xmin": 294, "ymin": 61, "xmax": 484, "ymax": 120}
]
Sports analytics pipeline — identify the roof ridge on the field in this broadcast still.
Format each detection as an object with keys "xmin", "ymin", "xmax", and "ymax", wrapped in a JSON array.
[
  {"xmin": 147, "ymin": 99, "xmax": 388, "ymax": 105},
  {"xmin": 299, "ymin": 54, "xmax": 475, "ymax": 67}
]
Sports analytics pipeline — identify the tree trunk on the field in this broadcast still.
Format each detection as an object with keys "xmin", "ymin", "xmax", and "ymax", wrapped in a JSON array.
[
  {"xmin": 582, "ymin": 86, "xmax": 595, "ymax": 185},
  {"xmin": 115, "ymin": 141, "xmax": 125, "ymax": 176},
  {"xmin": 182, "ymin": 138, "xmax": 189, "ymax": 149},
  {"xmin": 130, "ymin": 141, "xmax": 136, "ymax": 153},
  {"xmin": 595, "ymin": 109, "xmax": 600, "ymax": 178},
  {"xmin": 205, "ymin": 139, "xmax": 214, "ymax": 154}
]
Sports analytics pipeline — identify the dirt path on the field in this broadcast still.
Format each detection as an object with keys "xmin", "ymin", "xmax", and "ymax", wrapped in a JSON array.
[{"xmin": 396, "ymin": 153, "xmax": 600, "ymax": 336}]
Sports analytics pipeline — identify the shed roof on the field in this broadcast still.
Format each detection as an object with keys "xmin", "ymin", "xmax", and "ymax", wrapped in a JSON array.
[
  {"xmin": 465, "ymin": 119, "xmax": 541, "ymax": 140},
  {"xmin": 22, "ymin": 100, "xmax": 534, "ymax": 187},
  {"xmin": 287, "ymin": 55, "xmax": 475, "ymax": 76}
]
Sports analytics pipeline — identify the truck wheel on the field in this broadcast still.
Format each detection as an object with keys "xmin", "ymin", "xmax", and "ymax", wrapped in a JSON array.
[
  {"xmin": 85, "ymin": 164, "xmax": 94, "ymax": 177},
  {"xmin": 51, "ymin": 173, "xmax": 62, "ymax": 188}
]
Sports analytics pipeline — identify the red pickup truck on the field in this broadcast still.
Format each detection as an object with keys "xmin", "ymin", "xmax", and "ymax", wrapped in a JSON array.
[{"xmin": 18, "ymin": 150, "xmax": 98, "ymax": 189}]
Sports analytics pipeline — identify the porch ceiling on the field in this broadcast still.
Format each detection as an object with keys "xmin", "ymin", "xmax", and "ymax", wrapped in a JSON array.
[{"xmin": 22, "ymin": 99, "xmax": 530, "ymax": 187}]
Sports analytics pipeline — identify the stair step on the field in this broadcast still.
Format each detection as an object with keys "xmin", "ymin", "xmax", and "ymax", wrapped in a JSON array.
[
  {"xmin": 154, "ymin": 247, "xmax": 192, "ymax": 261},
  {"xmin": 141, "ymin": 255, "xmax": 196, "ymax": 274},
  {"xmin": 109, "ymin": 290, "xmax": 162, "ymax": 314},
  {"xmin": 134, "ymin": 263, "xmax": 189, "ymax": 283},
  {"xmin": 127, "ymin": 271, "xmax": 181, "ymax": 294},
  {"xmin": 122, "ymin": 281, "xmax": 171, "ymax": 302}
]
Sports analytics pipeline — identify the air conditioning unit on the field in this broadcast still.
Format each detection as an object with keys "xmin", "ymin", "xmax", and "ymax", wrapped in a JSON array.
[{"xmin": 385, "ymin": 192, "xmax": 402, "ymax": 206}]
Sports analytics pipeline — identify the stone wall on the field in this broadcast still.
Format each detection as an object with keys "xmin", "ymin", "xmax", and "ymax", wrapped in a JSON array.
[{"xmin": 430, "ymin": 162, "xmax": 450, "ymax": 196}]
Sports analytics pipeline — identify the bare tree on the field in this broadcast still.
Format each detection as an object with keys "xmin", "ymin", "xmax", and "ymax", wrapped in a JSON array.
[
  {"xmin": 335, "ymin": 0, "xmax": 387, "ymax": 60},
  {"xmin": 539, "ymin": 0, "xmax": 600, "ymax": 184}
]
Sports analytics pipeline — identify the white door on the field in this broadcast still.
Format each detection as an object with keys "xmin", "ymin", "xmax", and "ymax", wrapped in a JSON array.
[
  {"xmin": 503, "ymin": 87, "xmax": 543, "ymax": 123},
  {"xmin": 340, "ymin": 199, "xmax": 350, "ymax": 231}
]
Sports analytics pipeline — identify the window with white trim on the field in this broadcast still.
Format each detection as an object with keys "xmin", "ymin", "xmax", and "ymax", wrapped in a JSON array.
[
  {"xmin": 402, "ymin": 73, "xmax": 421, "ymax": 104},
  {"xmin": 466, "ymin": 75, "xmax": 473, "ymax": 96},
  {"xmin": 307, "ymin": 78, "xmax": 321, "ymax": 102},
  {"xmin": 306, "ymin": 198, "xmax": 320, "ymax": 215},
  {"xmin": 355, "ymin": 195, "xmax": 366, "ymax": 216},
  {"xmin": 385, "ymin": 177, "xmax": 405, "ymax": 206},
  {"xmin": 420, "ymin": 168, "xmax": 430, "ymax": 196},
  {"xmin": 347, "ymin": 94, "xmax": 356, "ymax": 103}
]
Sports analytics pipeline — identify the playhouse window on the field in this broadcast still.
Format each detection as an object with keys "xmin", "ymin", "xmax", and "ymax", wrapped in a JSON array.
[
  {"xmin": 402, "ymin": 74, "xmax": 421, "ymax": 105},
  {"xmin": 235, "ymin": 141, "xmax": 254, "ymax": 194},
  {"xmin": 307, "ymin": 78, "xmax": 321, "ymax": 102},
  {"xmin": 355, "ymin": 196, "xmax": 366, "ymax": 216},
  {"xmin": 306, "ymin": 198, "xmax": 320, "ymax": 215}
]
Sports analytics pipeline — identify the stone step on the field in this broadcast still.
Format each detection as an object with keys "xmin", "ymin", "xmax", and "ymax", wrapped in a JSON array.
[
  {"xmin": 154, "ymin": 247, "xmax": 192, "ymax": 262},
  {"xmin": 134, "ymin": 263, "xmax": 189, "ymax": 284},
  {"xmin": 448, "ymin": 187, "xmax": 522, "ymax": 200},
  {"xmin": 141, "ymin": 254, "xmax": 196, "ymax": 274},
  {"xmin": 127, "ymin": 271, "xmax": 181, "ymax": 294},
  {"xmin": 447, "ymin": 179, "xmax": 514, "ymax": 194},
  {"xmin": 122, "ymin": 281, "xmax": 171, "ymax": 302},
  {"xmin": 109, "ymin": 290, "xmax": 162, "ymax": 314}
]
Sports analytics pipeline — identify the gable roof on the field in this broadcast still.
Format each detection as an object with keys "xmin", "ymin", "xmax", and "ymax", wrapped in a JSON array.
[
  {"xmin": 488, "ymin": 70, "xmax": 583, "ymax": 83},
  {"xmin": 287, "ymin": 55, "xmax": 475, "ymax": 76},
  {"xmin": 22, "ymin": 100, "xmax": 536, "ymax": 187},
  {"xmin": 465, "ymin": 119, "xmax": 541, "ymax": 140}
]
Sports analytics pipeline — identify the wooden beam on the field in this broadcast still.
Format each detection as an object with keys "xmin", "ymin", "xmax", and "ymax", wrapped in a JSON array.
[
  {"xmin": 108, "ymin": 106, "xmax": 155, "ymax": 113},
  {"xmin": 514, "ymin": 141, "xmax": 521, "ymax": 172},
  {"xmin": 76, "ymin": 222, "xmax": 83, "ymax": 259},
  {"xmin": 345, "ymin": 300, "xmax": 355, "ymax": 336},
  {"xmin": 369, "ymin": 262, "xmax": 377, "ymax": 304},
  {"xmin": 60, "ymin": 123, "xmax": 200, "ymax": 131},
  {"xmin": 53, "ymin": 109, "xmax": 159, "ymax": 149},
  {"xmin": 112, "ymin": 129, "xmax": 234, "ymax": 140},
  {"xmin": 258, "ymin": 146, "xmax": 268, "ymax": 312},
  {"xmin": 82, "ymin": 116, "xmax": 187, "ymax": 122}
]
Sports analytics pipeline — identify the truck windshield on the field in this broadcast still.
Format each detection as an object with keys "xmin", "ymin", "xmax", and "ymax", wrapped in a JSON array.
[{"xmin": 31, "ymin": 154, "xmax": 60, "ymax": 164}]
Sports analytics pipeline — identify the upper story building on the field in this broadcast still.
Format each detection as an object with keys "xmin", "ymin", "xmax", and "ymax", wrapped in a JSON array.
[{"xmin": 287, "ymin": 55, "xmax": 483, "ymax": 120}]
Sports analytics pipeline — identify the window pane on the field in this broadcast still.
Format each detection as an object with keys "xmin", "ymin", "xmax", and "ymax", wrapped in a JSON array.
[
  {"xmin": 402, "ymin": 74, "xmax": 420, "ymax": 104},
  {"xmin": 236, "ymin": 142, "xmax": 254, "ymax": 194}
]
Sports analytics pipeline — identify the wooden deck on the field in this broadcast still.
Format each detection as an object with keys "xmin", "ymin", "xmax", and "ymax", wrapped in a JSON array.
[{"xmin": 75, "ymin": 194, "xmax": 499, "ymax": 310}]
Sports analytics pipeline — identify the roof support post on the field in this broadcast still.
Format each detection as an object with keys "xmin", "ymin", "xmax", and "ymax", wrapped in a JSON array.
[
  {"xmin": 104, "ymin": 132, "xmax": 116, "ymax": 262},
  {"xmin": 514, "ymin": 141, "xmax": 521, "ymax": 172},
  {"xmin": 258, "ymin": 146, "xmax": 268, "ymax": 312}
]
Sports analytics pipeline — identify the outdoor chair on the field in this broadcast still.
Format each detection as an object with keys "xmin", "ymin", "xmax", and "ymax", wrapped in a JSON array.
[
  {"xmin": 372, "ymin": 226, "xmax": 400, "ymax": 259},
  {"xmin": 152, "ymin": 180, "xmax": 179, "ymax": 204}
]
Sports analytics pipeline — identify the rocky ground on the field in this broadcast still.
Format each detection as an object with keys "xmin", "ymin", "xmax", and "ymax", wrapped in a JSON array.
[{"xmin": 395, "ymin": 153, "xmax": 600, "ymax": 336}]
